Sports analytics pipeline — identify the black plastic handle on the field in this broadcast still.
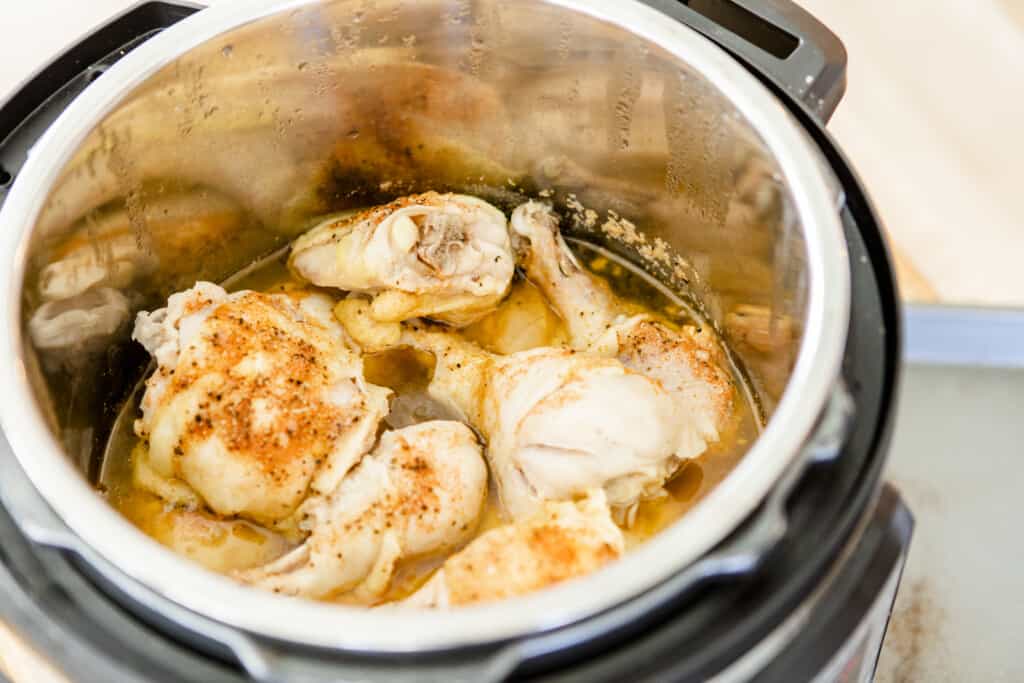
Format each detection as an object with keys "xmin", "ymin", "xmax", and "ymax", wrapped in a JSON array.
[
  {"xmin": 648, "ymin": 0, "xmax": 848, "ymax": 122},
  {"xmin": 0, "ymin": 1, "xmax": 200, "ymax": 206}
]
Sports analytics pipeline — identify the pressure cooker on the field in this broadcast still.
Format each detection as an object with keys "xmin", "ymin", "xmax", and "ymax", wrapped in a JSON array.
[{"xmin": 0, "ymin": 1, "xmax": 911, "ymax": 680}]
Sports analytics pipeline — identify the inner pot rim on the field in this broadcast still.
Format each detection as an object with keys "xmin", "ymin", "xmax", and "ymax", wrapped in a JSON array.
[{"xmin": 0, "ymin": 0, "xmax": 850, "ymax": 652}]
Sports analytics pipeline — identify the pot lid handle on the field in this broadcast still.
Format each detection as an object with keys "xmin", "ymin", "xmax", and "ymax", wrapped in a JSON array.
[{"xmin": 646, "ymin": 0, "xmax": 848, "ymax": 122}]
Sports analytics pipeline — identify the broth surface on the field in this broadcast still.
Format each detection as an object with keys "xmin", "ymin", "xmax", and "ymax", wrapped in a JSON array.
[{"xmin": 100, "ymin": 236, "xmax": 761, "ymax": 603}]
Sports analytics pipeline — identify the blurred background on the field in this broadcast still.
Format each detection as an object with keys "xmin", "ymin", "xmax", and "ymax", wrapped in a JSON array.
[
  {"xmin": 801, "ymin": 0, "xmax": 1024, "ymax": 307},
  {"xmin": 1, "ymin": 2, "xmax": 1022, "ymax": 682}
]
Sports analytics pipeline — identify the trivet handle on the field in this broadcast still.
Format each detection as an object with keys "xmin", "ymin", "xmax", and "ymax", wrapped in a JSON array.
[{"xmin": 649, "ymin": 0, "xmax": 848, "ymax": 121}]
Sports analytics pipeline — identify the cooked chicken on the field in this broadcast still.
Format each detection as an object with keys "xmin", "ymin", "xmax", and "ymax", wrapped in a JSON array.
[
  {"xmin": 289, "ymin": 192, "xmax": 514, "ymax": 327},
  {"xmin": 132, "ymin": 444, "xmax": 201, "ymax": 509},
  {"xmin": 150, "ymin": 511, "xmax": 292, "ymax": 574},
  {"xmin": 132, "ymin": 282, "xmax": 391, "ymax": 527},
  {"xmin": 511, "ymin": 201, "xmax": 734, "ymax": 459},
  {"xmin": 725, "ymin": 303, "xmax": 798, "ymax": 402},
  {"xmin": 237, "ymin": 421, "xmax": 487, "ymax": 600},
  {"xmin": 403, "ymin": 491, "xmax": 623, "ymax": 608},
  {"xmin": 129, "ymin": 496, "xmax": 293, "ymax": 574},
  {"xmin": 36, "ymin": 189, "xmax": 246, "ymax": 303},
  {"xmin": 725, "ymin": 304, "xmax": 797, "ymax": 356},
  {"xmin": 28, "ymin": 287, "xmax": 131, "ymax": 353},
  {"xmin": 336, "ymin": 308, "xmax": 686, "ymax": 521},
  {"xmin": 462, "ymin": 279, "xmax": 570, "ymax": 354},
  {"xmin": 38, "ymin": 231, "xmax": 144, "ymax": 303}
]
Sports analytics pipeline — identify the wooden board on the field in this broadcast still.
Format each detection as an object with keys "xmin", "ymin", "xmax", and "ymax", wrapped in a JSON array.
[{"xmin": 800, "ymin": 0, "xmax": 1024, "ymax": 306}]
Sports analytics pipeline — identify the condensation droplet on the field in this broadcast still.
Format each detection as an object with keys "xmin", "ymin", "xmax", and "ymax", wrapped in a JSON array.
[
  {"xmin": 557, "ymin": 17, "xmax": 572, "ymax": 62},
  {"xmin": 221, "ymin": 44, "xmax": 233, "ymax": 57},
  {"xmin": 608, "ymin": 49, "xmax": 644, "ymax": 152}
]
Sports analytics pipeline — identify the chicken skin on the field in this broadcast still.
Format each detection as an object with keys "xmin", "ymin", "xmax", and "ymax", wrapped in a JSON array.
[
  {"xmin": 117, "ymin": 193, "xmax": 740, "ymax": 609},
  {"xmin": 511, "ymin": 201, "xmax": 735, "ymax": 460},
  {"xmin": 335, "ymin": 305, "xmax": 686, "ymax": 522},
  {"xmin": 237, "ymin": 421, "xmax": 487, "ymax": 600},
  {"xmin": 289, "ymin": 192, "xmax": 514, "ymax": 327},
  {"xmin": 403, "ymin": 491, "xmax": 623, "ymax": 608},
  {"xmin": 132, "ymin": 282, "xmax": 390, "ymax": 527}
]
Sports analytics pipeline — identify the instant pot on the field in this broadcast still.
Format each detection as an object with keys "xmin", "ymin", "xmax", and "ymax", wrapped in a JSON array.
[{"xmin": 0, "ymin": 1, "xmax": 912, "ymax": 680}]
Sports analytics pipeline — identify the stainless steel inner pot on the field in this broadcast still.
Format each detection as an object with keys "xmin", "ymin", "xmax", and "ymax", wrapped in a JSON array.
[{"xmin": 0, "ymin": 0, "xmax": 850, "ymax": 652}]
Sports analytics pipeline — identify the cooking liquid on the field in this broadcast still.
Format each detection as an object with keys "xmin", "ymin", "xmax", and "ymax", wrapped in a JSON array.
[{"xmin": 100, "ymin": 239, "xmax": 761, "ymax": 604}]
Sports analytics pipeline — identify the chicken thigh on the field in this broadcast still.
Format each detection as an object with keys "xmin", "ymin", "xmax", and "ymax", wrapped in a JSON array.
[
  {"xmin": 403, "ymin": 491, "xmax": 623, "ymax": 608},
  {"xmin": 237, "ymin": 421, "xmax": 487, "ymax": 600},
  {"xmin": 511, "ymin": 201, "xmax": 735, "ymax": 458},
  {"xmin": 336, "ymin": 308, "xmax": 686, "ymax": 521},
  {"xmin": 289, "ymin": 192, "xmax": 514, "ymax": 327},
  {"xmin": 132, "ymin": 282, "xmax": 391, "ymax": 527}
]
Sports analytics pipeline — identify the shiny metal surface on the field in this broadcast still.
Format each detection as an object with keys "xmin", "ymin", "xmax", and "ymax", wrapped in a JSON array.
[
  {"xmin": 0, "ymin": 0, "xmax": 849, "ymax": 651},
  {"xmin": 903, "ymin": 304, "xmax": 1024, "ymax": 367},
  {"xmin": 707, "ymin": 486, "xmax": 878, "ymax": 683},
  {"xmin": 709, "ymin": 485, "xmax": 911, "ymax": 683}
]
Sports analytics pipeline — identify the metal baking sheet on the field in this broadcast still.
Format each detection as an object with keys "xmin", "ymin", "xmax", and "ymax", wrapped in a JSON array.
[{"xmin": 875, "ymin": 305, "xmax": 1024, "ymax": 682}]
